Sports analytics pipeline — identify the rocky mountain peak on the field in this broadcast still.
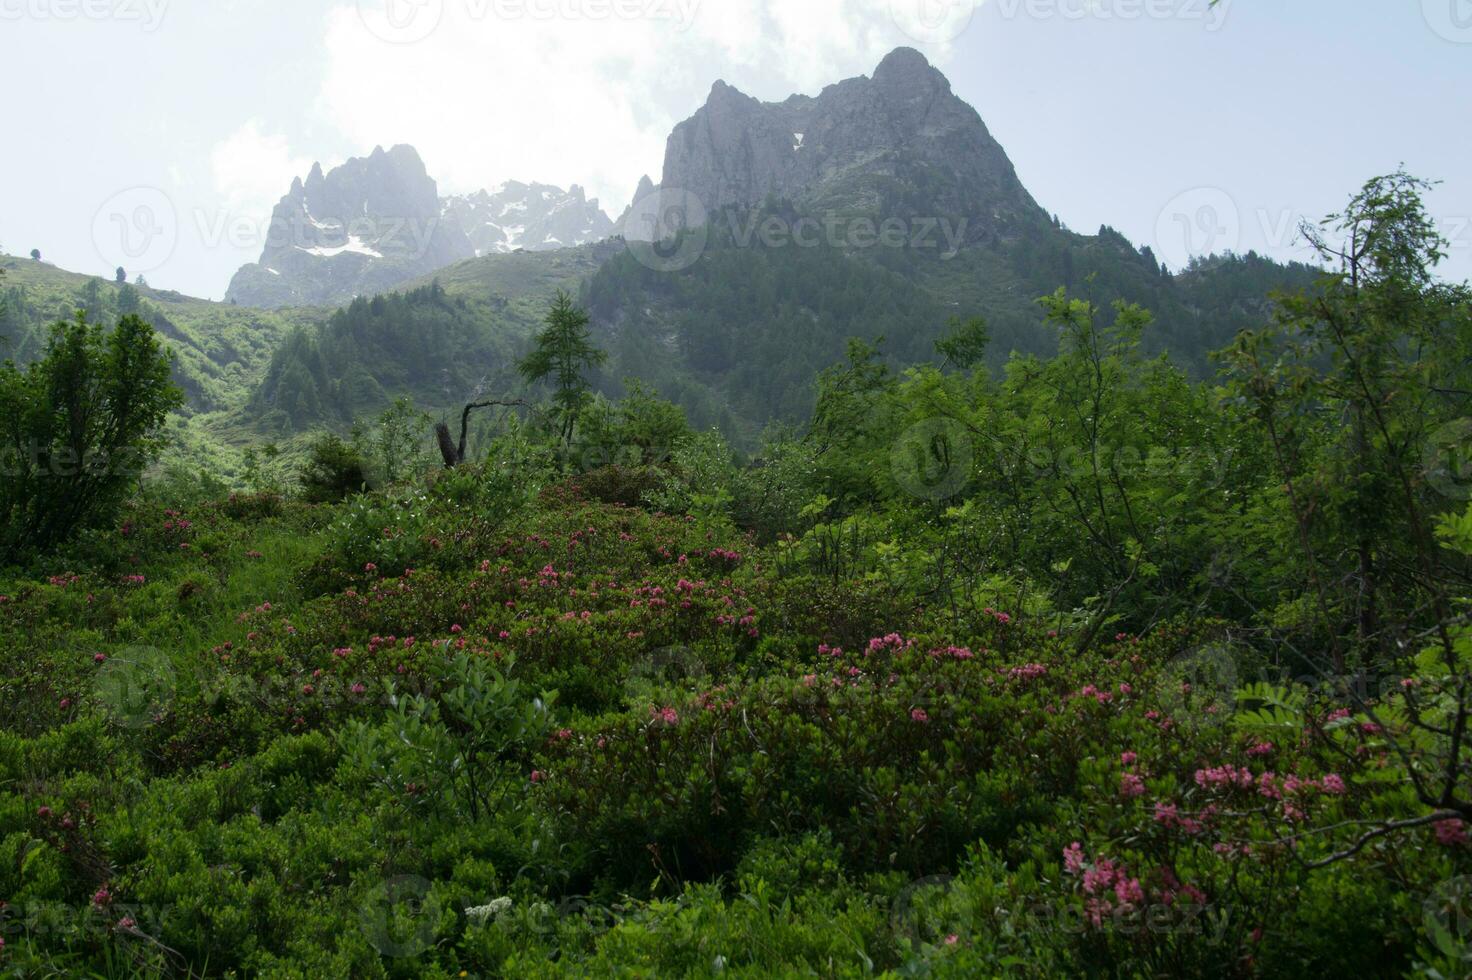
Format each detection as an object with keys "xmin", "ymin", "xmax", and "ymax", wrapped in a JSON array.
[
  {"xmin": 871, "ymin": 46, "xmax": 943, "ymax": 88},
  {"xmin": 706, "ymin": 78, "xmax": 754, "ymax": 105},
  {"xmin": 644, "ymin": 47, "xmax": 1046, "ymax": 245},
  {"xmin": 225, "ymin": 145, "xmax": 475, "ymax": 308},
  {"xmin": 441, "ymin": 180, "xmax": 613, "ymax": 257}
]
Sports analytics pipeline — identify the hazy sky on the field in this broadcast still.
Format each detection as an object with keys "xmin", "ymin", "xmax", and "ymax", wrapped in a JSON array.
[{"xmin": 2, "ymin": 0, "xmax": 1469, "ymax": 299}]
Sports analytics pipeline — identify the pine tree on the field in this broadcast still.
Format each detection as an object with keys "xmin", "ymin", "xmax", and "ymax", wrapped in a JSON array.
[{"xmin": 517, "ymin": 291, "xmax": 607, "ymax": 447}]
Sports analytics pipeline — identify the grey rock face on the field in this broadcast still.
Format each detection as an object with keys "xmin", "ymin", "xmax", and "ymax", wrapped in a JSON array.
[
  {"xmin": 226, "ymin": 49, "xmax": 1038, "ymax": 308},
  {"xmin": 226, "ymin": 145, "xmax": 475, "ymax": 309},
  {"xmin": 612, "ymin": 175, "xmax": 661, "ymax": 238},
  {"xmin": 441, "ymin": 181, "xmax": 614, "ymax": 257},
  {"xmin": 227, "ymin": 146, "xmax": 616, "ymax": 309},
  {"xmin": 650, "ymin": 47, "xmax": 1046, "ymax": 243}
]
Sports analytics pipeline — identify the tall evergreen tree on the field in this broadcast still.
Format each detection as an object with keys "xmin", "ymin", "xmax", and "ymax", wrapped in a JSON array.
[{"xmin": 517, "ymin": 291, "xmax": 607, "ymax": 447}]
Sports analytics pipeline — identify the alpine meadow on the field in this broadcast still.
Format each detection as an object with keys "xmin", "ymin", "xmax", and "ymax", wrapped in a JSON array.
[{"xmin": 3, "ymin": 2, "xmax": 1472, "ymax": 976}]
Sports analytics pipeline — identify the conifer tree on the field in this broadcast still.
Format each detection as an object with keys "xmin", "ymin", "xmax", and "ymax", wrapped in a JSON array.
[{"xmin": 517, "ymin": 291, "xmax": 607, "ymax": 447}]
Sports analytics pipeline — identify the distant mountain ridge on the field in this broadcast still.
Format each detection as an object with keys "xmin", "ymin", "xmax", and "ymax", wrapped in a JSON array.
[
  {"xmin": 179, "ymin": 47, "xmax": 1323, "ymax": 451},
  {"xmin": 442, "ymin": 181, "xmax": 613, "ymax": 257},
  {"xmin": 226, "ymin": 147, "xmax": 613, "ymax": 309}
]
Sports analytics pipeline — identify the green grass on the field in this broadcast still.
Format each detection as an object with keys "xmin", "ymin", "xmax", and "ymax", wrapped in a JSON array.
[{"xmin": 0, "ymin": 255, "xmax": 334, "ymax": 482}]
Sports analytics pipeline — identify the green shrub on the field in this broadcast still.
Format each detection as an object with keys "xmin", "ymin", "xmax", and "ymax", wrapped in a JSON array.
[
  {"xmin": 0, "ymin": 311, "xmax": 182, "ymax": 563},
  {"xmin": 299, "ymin": 432, "xmax": 371, "ymax": 503}
]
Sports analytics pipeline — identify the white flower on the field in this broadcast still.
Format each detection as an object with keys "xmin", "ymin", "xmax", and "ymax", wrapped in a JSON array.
[{"xmin": 465, "ymin": 896, "xmax": 512, "ymax": 926}]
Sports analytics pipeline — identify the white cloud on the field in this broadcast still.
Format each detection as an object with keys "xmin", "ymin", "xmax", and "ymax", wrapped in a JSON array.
[
  {"xmin": 317, "ymin": 0, "xmax": 947, "ymax": 216},
  {"xmin": 210, "ymin": 120, "xmax": 313, "ymax": 223}
]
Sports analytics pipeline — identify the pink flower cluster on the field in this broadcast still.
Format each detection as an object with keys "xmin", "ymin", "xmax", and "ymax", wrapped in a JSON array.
[
  {"xmin": 1063, "ymin": 844, "xmax": 1147, "ymax": 927},
  {"xmin": 1004, "ymin": 663, "xmax": 1048, "ymax": 681},
  {"xmin": 866, "ymin": 633, "xmax": 912, "ymax": 656},
  {"xmin": 1194, "ymin": 765, "xmax": 1255, "ymax": 790},
  {"xmin": 1152, "ymin": 802, "xmax": 1206, "ymax": 836}
]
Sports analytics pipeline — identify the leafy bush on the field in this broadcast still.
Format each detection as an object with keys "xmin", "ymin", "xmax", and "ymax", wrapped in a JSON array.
[
  {"xmin": 5, "ymin": 176, "xmax": 1472, "ymax": 977},
  {"xmin": 340, "ymin": 652, "xmax": 556, "ymax": 820},
  {"xmin": 0, "ymin": 312, "xmax": 181, "ymax": 563},
  {"xmin": 299, "ymin": 432, "xmax": 371, "ymax": 503}
]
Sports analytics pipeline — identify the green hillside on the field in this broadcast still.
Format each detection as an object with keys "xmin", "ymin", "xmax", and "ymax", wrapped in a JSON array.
[
  {"xmin": 0, "ymin": 255, "xmax": 323, "ymax": 410},
  {"xmin": 2, "ymin": 222, "xmax": 1323, "ymax": 474},
  {"xmin": 579, "ymin": 212, "xmax": 1323, "ymax": 441},
  {"xmin": 397, "ymin": 239, "xmax": 622, "ymax": 305},
  {"xmin": 0, "ymin": 255, "xmax": 328, "ymax": 479},
  {"xmin": 241, "ymin": 213, "xmax": 1321, "ymax": 455},
  {"xmin": 244, "ymin": 244, "xmax": 616, "ymax": 435}
]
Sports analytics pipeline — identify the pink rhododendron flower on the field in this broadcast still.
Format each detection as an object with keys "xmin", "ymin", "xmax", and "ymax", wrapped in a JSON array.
[
  {"xmin": 867, "ymin": 633, "xmax": 911, "ymax": 656},
  {"xmin": 1006, "ymin": 664, "xmax": 1048, "ymax": 681},
  {"xmin": 1195, "ymin": 765, "xmax": 1254, "ymax": 790},
  {"xmin": 1113, "ymin": 876, "xmax": 1144, "ymax": 906},
  {"xmin": 1436, "ymin": 819, "xmax": 1469, "ymax": 847}
]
